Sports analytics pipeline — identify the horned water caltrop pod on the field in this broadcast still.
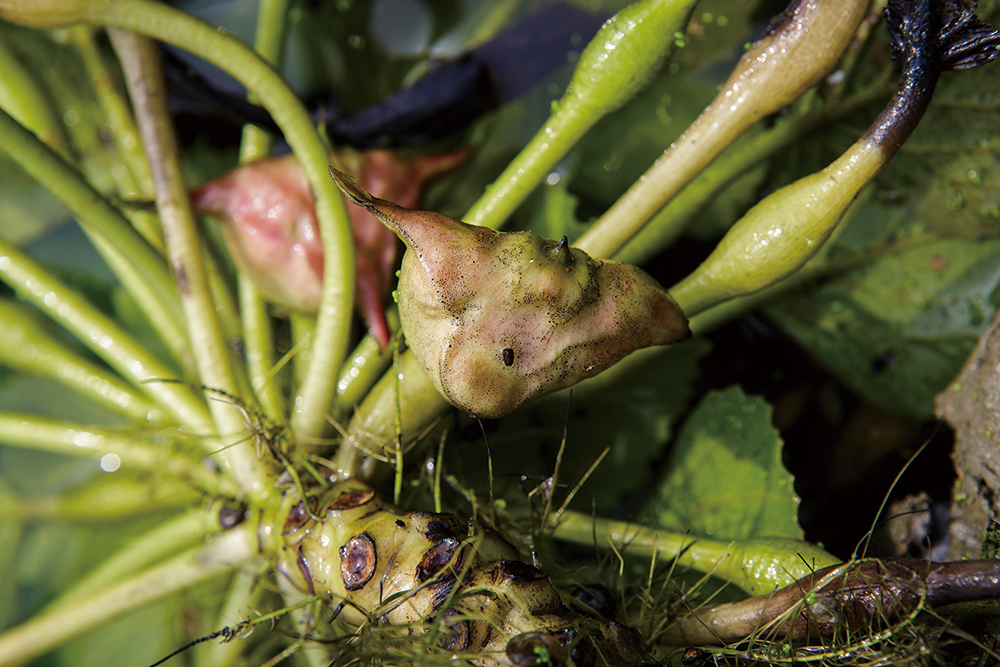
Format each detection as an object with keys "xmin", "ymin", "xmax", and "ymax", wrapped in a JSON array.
[
  {"xmin": 329, "ymin": 168, "xmax": 691, "ymax": 419},
  {"xmin": 277, "ymin": 480, "xmax": 657, "ymax": 666}
]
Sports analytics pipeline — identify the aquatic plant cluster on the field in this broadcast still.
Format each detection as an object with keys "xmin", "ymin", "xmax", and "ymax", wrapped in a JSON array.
[{"xmin": 1, "ymin": 0, "xmax": 1000, "ymax": 666}]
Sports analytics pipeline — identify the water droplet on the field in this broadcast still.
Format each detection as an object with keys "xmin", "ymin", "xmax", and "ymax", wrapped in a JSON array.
[{"xmin": 100, "ymin": 453, "xmax": 121, "ymax": 472}]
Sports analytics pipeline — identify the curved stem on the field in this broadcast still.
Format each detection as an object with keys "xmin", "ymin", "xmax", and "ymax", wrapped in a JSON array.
[
  {"xmin": 463, "ymin": 0, "xmax": 695, "ymax": 230},
  {"xmin": 0, "ymin": 232, "xmax": 210, "ymax": 427},
  {"xmin": 575, "ymin": 0, "xmax": 870, "ymax": 259},
  {"xmin": 236, "ymin": 0, "xmax": 292, "ymax": 423},
  {"xmin": 71, "ymin": 0, "xmax": 352, "ymax": 444},
  {"xmin": 613, "ymin": 85, "xmax": 891, "ymax": 266},
  {"xmin": 552, "ymin": 510, "xmax": 838, "ymax": 597},
  {"xmin": 0, "ymin": 298, "xmax": 162, "ymax": 423},
  {"xmin": 111, "ymin": 30, "xmax": 264, "ymax": 494},
  {"xmin": 66, "ymin": 25, "xmax": 155, "ymax": 200},
  {"xmin": 0, "ymin": 34, "xmax": 67, "ymax": 152},
  {"xmin": 0, "ymin": 107, "xmax": 192, "ymax": 369},
  {"xmin": 48, "ymin": 512, "xmax": 219, "ymax": 609},
  {"xmin": 0, "ymin": 524, "xmax": 255, "ymax": 667},
  {"xmin": 0, "ymin": 411, "xmax": 236, "ymax": 497}
]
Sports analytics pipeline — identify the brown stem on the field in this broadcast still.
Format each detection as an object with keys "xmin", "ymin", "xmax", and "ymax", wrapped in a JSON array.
[{"xmin": 663, "ymin": 558, "xmax": 1000, "ymax": 646}]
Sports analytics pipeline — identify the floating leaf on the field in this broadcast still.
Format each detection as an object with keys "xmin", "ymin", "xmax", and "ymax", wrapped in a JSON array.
[
  {"xmin": 644, "ymin": 385, "xmax": 802, "ymax": 541},
  {"xmin": 766, "ymin": 237, "xmax": 1000, "ymax": 419}
]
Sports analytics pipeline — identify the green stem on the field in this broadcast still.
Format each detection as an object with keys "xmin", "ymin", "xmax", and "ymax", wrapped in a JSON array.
[
  {"xmin": 290, "ymin": 310, "xmax": 315, "ymax": 395},
  {"xmin": 0, "ymin": 298, "xmax": 162, "ymax": 423},
  {"xmin": 236, "ymin": 0, "xmax": 291, "ymax": 423},
  {"xmin": 340, "ymin": 0, "xmax": 697, "ymax": 463},
  {"xmin": 0, "ymin": 524, "xmax": 255, "ymax": 667},
  {"xmin": 613, "ymin": 86, "xmax": 890, "ymax": 266},
  {"xmin": 0, "ymin": 411, "xmax": 236, "ymax": 497},
  {"xmin": 63, "ymin": 0, "xmax": 352, "ymax": 444},
  {"xmin": 0, "ymin": 0, "xmax": 356, "ymax": 444},
  {"xmin": 47, "ymin": 511, "xmax": 218, "ymax": 609},
  {"xmin": 238, "ymin": 0, "xmax": 289, "ymax": 164},
  {"xmin": 240, "ymin": 284, "xmax": 285, "ymax": 420},
  {"xmin": 195, "ymin": 569, "xmax": 261, "ymax": 667},
  {"xmin": 337, "ymin": 350, "xmax": 448, "ymax": 478},
  {"xmin": 669, "ymin": 134, "xmax": 885, "ymax": 317},
  {"xmin": 334, "ymin": 308, "xmax": 399, "ymax": 412},
  {"xmin": 464, "ymin": 0, "xmax": 695, "ymax": 229},
  {"xmin": 0, "ymin": 33, "xmax": 68, "ymax": 152},
  {"xmin": 29, "ymin": 474, "xmax": 198, "ymax": 521},
  {"xmin": 552, "ymin": 511, "xmax": 838, "ymax": 597},
  {"xmin": 0, "ymin": 232, "xmax": 210, "ymax": 427},
  {"xmin": 66, "ymin": 25, "xmax": 155, "ymax": 200},
  {"xmin": 575, "ymin": 0, "xmax": 869, "ymax": 259},
  {"xmin": 111, "ymin": 30, "xmax": 264, "ymax": 494},
  {"xmin": 0, "ymin": 107, "xmax": 192, "ymax": 369}
]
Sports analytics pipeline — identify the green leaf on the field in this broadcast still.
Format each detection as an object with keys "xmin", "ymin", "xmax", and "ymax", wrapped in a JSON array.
[
  {"xmin": 489, "ymin": 339, "xmax": 711, "ymax": 511},
  {"xmin": 644, "ymin": 385, "xmax": 803, "ymax": 541},
  {"xmin": 765, "ymin": 237, "xmax": 1000, "ymax": 419}
]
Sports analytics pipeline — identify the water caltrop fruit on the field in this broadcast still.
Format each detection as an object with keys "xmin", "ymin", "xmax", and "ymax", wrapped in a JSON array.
[
  {"xmin": 277, "ymin": 480, "xmax": 657, "ymax": 666},
  {"xmin": 330, "ymin": 168, "xmax": 690, "ymax": 419}
]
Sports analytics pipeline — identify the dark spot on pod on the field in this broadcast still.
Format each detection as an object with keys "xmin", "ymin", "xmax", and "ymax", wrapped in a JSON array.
[
  {"xmin": 437, "ymin": 609, "xmax": 470, "ymax": 651},
  {"xmin": 499, "ymin": 559, "xmax": 547, "ymax": 584},
  {"xmin": 328, "ymin": 486, "xmax": 376, "ymax": 510},
  {"xmin": 572, "ymin": 583, "xmax": 615, "ymax": 618},
  {"xmin": 340, "ymin": 533, "xmax": 377, "ymax": 591},
  {"xmin": 506, "ymin": 632, "xmax": 568, "ymax": 667},
  {"xmin": 417, "ymin": 513, "xmax": 462, "ymax": 541},
  {"xmin": 429, "ymin": 575, "xmax": 458, "ymax": 612},
  {"xmin": 417, "ymin": 537, "xmax": 461, "ymax": 582},
  {"xmin": 218, "ymin": 503, "xmax": 246, "ymax": 529},
  {"xmin": 296, "ymin": 546, "xmax": 315, "ymax": 595},
  {"xmin": 395, "ymin": 519, "xmax": 406, "ymax": 528},
  {"xmin": 282, "ymin": 500, "xmax": 316, "ymax": 534},
  {"xmin": 501, "ymin": 348, "xmax": 514, "ymax": 366}
]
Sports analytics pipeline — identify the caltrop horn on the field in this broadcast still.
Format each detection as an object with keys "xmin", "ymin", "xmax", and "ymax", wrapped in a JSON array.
[{"xmin": 330, "ymin": 168, "xmax": 690, "ymax": 419}]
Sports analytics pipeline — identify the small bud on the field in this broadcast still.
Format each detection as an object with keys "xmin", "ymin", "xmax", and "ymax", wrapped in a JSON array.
[
  {"xmin": 331, "ymin": 169, "xmax": 691, "ymax": 419},
  {"xmin": 191, "ymin": 154, "xmax": 324, "ymax": 313},
  {"xmin": 192, "ymin": 149, "xmax": 464, "ymax": 346}
]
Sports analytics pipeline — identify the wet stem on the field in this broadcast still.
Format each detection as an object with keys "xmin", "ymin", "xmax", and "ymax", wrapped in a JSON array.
[{"xmin": 0, "ymin": 0, "xmax": 908, "ymax": 662}]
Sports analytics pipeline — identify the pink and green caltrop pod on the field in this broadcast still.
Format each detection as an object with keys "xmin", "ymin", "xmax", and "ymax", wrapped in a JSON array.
[{"xmin": 331, "ymin": 168, "xmax": 691, "ymax": 419}]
